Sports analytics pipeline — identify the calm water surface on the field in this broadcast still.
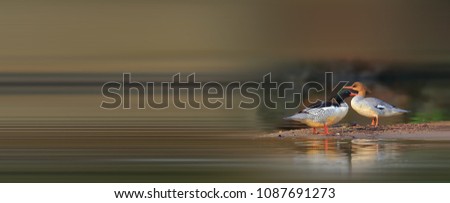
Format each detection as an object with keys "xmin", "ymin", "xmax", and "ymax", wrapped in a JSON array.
[{"xmin": 0, "ymin": 122, "xmax": 449, "ymax": 182}]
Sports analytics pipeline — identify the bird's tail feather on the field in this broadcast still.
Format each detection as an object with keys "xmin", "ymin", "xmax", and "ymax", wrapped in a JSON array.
[
  {"xmin": 284, "ymin": 113, "xmax": 308, "ymax": 121},
  {"xmin": 394, "ymin": 108, "xmax": 409, "ymax": 114}
]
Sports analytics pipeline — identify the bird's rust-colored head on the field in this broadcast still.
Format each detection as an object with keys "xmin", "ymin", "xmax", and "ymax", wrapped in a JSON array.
[{"xmin": 343, "ymin": 82, "xmax": 370, "ymax": 97}]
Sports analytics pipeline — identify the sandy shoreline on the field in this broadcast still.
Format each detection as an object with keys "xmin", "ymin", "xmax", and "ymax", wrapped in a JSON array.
[{"xmin": 262, "ymin": 121, "xmax": 450, "ymax": 140}]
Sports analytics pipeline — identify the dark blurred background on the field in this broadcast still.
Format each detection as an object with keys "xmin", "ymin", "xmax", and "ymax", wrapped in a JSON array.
[
  {"xmin": 0, "ymin": 0, "xmax": 449, "ymax": 126},
  {"xmin": 1, "ymin": 0, "xmax": 449, "ymax": 72}
]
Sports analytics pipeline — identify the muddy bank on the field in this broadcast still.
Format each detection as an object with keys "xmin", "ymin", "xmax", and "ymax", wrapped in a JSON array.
[{"xmin": 262, "ymin": 122, "xmax": 450, "ymax": 140}]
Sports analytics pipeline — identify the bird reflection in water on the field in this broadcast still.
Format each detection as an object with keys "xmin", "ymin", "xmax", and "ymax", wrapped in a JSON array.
[{"xmin": 292, "ymin": 138, "xmax": 400, "ymax": 178}]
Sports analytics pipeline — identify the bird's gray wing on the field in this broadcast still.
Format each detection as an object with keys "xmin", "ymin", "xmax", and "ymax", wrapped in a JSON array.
[
  {"xmin": 303, "ymin": 107, "xmax": 326, "ymax": 116},
  {"xmin": 364, "ymin": 97, "xmax": 395, "ymax": 110}
]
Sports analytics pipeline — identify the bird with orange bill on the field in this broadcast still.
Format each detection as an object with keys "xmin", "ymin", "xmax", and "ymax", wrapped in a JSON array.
[{"xmin": 343, "ymin": 82, "xmax": 409, "ymax": 127}]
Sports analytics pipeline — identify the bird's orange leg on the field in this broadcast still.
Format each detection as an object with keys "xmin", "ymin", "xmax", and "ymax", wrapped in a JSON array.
[
  {"xmin": 312, "ymin": 127, "xmax": 317, "ymax": 134},
  {"xmin": 323, "ymin": 124, "xmax": 330, "ymax": 135},
  {"xmin": 371, "ymin": 118, "xmax": 375, "ymax": 126}
]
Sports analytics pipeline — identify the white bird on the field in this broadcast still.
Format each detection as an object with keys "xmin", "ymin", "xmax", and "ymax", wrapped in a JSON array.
[
  {"xmin": 285, "ymin": 90, "xmax": 354, "ymax": 134},
  {"xmin": 344, "ymin": 82, "xmax": 409, "ymax": 127}
]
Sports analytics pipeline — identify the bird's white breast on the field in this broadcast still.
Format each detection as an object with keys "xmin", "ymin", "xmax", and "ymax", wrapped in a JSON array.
[{"xmin": 351, "ymin": 96, "xmax": 378, "ymax": 118}]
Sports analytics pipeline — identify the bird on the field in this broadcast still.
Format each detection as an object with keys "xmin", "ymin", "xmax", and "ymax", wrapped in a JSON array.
[
  {"xmin": 343, "ymin": 82, "xmax": 409, "ymax": 127},
  {"xmin": 284, "ymin": 90, "xmax": 355, "ymax": 134}
]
